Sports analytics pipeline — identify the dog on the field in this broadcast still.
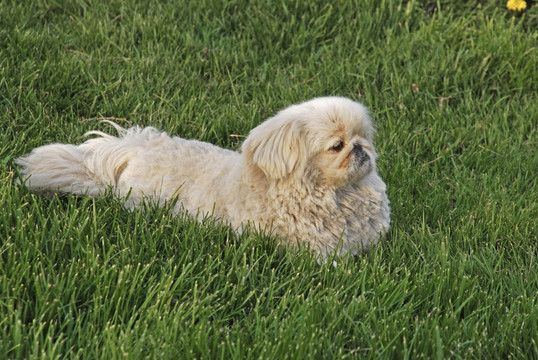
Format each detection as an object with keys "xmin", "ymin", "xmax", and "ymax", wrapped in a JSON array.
[{"xmin": 15, "ymin": 97, "xmax": 390, "ymax": 258}]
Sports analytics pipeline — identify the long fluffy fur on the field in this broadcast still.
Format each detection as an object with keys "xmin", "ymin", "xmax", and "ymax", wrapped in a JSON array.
[{"xmin": 16, "ymin": 97, "xmax": 390, "ymax": 258}]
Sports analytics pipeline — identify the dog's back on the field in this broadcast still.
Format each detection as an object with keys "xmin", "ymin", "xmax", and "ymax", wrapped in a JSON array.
[{"xmin": 15, "ymin": 123, "xmax": 242, "ymax": 216}]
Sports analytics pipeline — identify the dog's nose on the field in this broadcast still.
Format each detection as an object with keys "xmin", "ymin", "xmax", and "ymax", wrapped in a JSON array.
[{"xmin": 352, "ymin": 143, "xmax": 363, "ymax": 153}]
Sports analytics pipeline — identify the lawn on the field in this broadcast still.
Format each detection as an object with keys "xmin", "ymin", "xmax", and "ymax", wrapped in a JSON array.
[{"xmin": 1, "ymin": 0, "xmax": 537, "ymax": 358}]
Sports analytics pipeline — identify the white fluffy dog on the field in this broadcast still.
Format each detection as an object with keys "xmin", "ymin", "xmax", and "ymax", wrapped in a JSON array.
[{"xmin": 16, "ymin": 97, "xmax": 390, "ymax": 258}]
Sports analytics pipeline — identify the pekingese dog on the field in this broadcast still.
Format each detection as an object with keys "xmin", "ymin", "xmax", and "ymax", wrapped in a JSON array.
[{"xmin": 15, "ymin": 97, "xmax": 390, "ymax": 258}]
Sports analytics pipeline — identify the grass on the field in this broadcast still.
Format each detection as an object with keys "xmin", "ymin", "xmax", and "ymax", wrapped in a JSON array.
[{"xmin": 1, "ymin": 0, "xmax": 537, "ymax": 358}]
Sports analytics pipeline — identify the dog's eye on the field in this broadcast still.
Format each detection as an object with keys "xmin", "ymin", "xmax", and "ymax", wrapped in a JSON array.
[{"xmin": 330, "ymin": 141, "xmax": 344, "ymax": 152}]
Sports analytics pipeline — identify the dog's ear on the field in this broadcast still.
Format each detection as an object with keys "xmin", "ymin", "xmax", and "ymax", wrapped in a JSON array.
[{"xmin": 242, "ymin": 114, "xmax": 308, "ymax": 180}]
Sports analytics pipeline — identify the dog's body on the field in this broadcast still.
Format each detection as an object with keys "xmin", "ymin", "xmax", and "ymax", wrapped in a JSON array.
[{"xmin": 16, "ymin": 97, "xmax": 390, "ymax": 258}]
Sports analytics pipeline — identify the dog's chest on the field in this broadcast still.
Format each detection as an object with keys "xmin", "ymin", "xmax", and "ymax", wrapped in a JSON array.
[{"xmin": 337, "ymin": 185, "xmax": 390, "ymax": 250}]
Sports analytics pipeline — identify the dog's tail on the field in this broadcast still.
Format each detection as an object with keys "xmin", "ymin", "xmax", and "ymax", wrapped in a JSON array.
[{"xmin": 15, "ymin": 121, "xmax": 145, "ymax": 197}]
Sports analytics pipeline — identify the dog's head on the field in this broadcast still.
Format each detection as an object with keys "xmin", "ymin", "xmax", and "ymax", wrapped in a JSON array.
[{"xmin": 242, "ymin": 97, "xmax": 377, "ymax": 188}]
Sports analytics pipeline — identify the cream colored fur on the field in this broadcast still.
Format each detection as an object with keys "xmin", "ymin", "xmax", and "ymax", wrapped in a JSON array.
[{"xmin": 16, "ymin": 97, "xmax": 390, "ymax": 258}]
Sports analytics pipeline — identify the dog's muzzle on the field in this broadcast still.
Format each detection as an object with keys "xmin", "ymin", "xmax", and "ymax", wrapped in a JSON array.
[{"xmin": 352, "ymin": 143, "xmax": 370, "ymax": 165}]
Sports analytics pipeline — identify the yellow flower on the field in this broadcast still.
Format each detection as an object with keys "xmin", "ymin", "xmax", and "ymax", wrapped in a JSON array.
[{"xmin": 507, "ymin": 0, "xmax": 527, "ymax": 11}]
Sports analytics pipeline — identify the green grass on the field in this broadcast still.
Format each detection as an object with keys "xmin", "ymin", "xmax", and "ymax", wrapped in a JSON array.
[{"xmin": 1, "ymin": 0, "xmax": 537, "ymax": 358}]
